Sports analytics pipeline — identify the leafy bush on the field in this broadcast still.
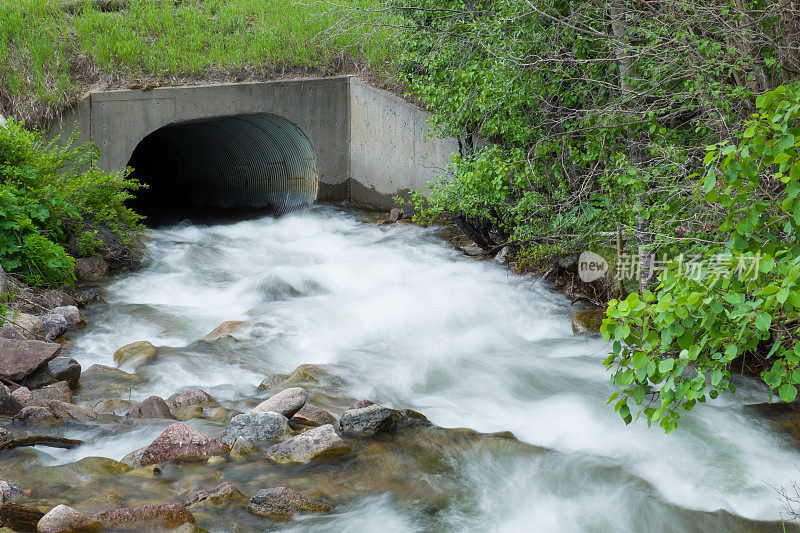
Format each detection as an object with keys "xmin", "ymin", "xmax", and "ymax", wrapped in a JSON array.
[
  {"xmin": 0, "ymin": 119, "xmax": 143, "ymax": 285},
  {"xmin": 602, "ymin": 84, "xmax": 800, "ymax": 432}
]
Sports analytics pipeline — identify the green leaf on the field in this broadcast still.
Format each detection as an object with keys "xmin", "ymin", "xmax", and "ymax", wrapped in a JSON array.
[
  {"xmin": 780, "ymin": 384, "xmax": 798, "ymax": 403},
  {"xmin": 755, "ymin": 312, "xmax": 772, "ymax": 332},
  {"xmin": 658, "ymin": 358, "xmax": 675, "ymax": 373}
]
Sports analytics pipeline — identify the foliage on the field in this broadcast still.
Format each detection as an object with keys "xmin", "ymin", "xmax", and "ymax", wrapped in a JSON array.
[
  {"xmin": 0, "ymin": 119, "xmax": 143, "ymax": 285},
  {"xmin": 602, "ymin": 84, "xmax": 800, "ymax": 432}
]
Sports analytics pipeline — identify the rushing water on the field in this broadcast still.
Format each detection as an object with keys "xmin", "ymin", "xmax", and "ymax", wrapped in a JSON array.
[{"xmin": 41, "ymin": 205, "xmax": 800, "ymax": 530}]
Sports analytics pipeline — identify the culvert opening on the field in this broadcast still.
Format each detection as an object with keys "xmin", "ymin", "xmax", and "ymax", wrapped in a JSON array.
[{"xmin": 127, "ymin": 113, "xmax": 319, "ymax": 225}]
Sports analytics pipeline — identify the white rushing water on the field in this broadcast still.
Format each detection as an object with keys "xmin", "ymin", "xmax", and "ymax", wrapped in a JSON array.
[{"xmin": 67, "ymin": 205, "xmax": 800, "ymax": 531}]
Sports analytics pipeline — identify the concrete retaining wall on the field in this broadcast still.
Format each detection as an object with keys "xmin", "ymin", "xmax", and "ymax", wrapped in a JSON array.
[{"xmin": 49, "ymin": 76, "xmax": 456, "ymax": 207}]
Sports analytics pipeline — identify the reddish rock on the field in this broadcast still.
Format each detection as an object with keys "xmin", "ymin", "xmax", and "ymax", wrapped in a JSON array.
[
  {"xmin": 172, "ymin": 389, "xmax": 216, "ymax": 408},
  {"xmin": 0, "ymin": 327, "xmax": 24, "ymax": 340},
  {"xmin": 247, "ymin": 486, "xmax": 330, "ymax": 520},
  {"xmin": 0, "ymin": 338, "xmax": 61, "ymax": 381},
  {"xmin": 140, "ymin": 423, "xmax": 229, "ymax": 466},
  {"xmin": 74, "ymin": 256, "xmax": 108, "ymax": 281},
  {"xmin": 37, "ymin": 504, "xmax": 101, "ymax": 533},
  {"xmin": 199, "ymin": 321, "xmax": 249, "ymax": 341},
  {"xmin": 183, "ymin": 481, "xmax": 246, "ymax": 508},
  {"xmin": 125, "ymin": 396, "xmax": 174, "ymax": 419},
  {"xmin": 16, "ymin": 400, "xmax": 99, "ymax": 425},
  {"xmin": 292, "ymin": 405, "xmax": 336, "ymax": 427},
  {"xmin": 91, "ymin": 504, "xmax": 195, "ymax": 530},
  {"xmin": 0, "ymin": 384, "xmax": 22, "ymax": 416},
  {"xmin": 40, "ymin": 290, "xmax": 77, "ymax": 309},
  {"xmin": 15, "ymin": 405, "xmax": 57, "ymax": 424},
  {"xmin": 0, "ymin": 481, "xmax": 24, "ymax": 503},
  {"xmin": 350, "ymin": 399, "xmax": 374, "ymax": 410},
  {"xmin": 29, "ymin": 381, "xmax": 72, "ymax": 403}
]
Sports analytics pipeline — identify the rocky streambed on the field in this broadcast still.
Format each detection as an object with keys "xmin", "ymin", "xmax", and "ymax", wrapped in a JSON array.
[{"xmin": 1, "ymin": 205, "xmax": 800, "ymax": 532}]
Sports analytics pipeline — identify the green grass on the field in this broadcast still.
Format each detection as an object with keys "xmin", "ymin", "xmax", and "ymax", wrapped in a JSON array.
[{"xmin": 0, "ymin": 0, "xmax": 396, "ymax": 125}]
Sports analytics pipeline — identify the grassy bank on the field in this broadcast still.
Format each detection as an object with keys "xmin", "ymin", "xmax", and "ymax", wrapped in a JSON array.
[{"xmin": 0, "ymin": 0, "xmax": 395, "ymax": 126}]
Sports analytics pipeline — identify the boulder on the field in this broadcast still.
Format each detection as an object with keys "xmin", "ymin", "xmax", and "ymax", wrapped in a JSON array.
[
  {"xmin": 29, "ymin": 381, "xmax": 73, "ymax": 403},
  {"xmin": 38, "ymin": 313, "xmax": 68, "ymax": 342},
  {"xmin": 389, "ymin": 207, "xmax": 402, "ymax": 223},
  {"xmin": 125, "ymin": 396, "xmax": 173, "ymax": 419},
  {"xmin": 221, "ymin": 412, "xmax": 290, "ymax": 447},
  {"xmin": 10, "ymin": 314, "xmax": 46, "ymax": 340},
  {"xmin": 264, "ymin": 424, "xmax": 349, "ymax": 464},
  {"xmin": 256, "ymin": 374, "xmax": 289, "ymax": 391},
  {"xmin": 199, "ymin": 321, "xmax": 248, "ymax": 342},
  {"xmin": 113, "ymin": 341, "xmax": 156, "ymax": 369},
  {"xmin": 391, "ymin": 408, "xmax": 431, "ymax": 430},
  {"xmin": 248, "ymin": 486, "xmax": 330, "ymax": 520},
  {"xmin": 571, "ymin": 309, "xmax": 606, "ymax": 335},
  {"xmin": 339, "ymin": 404, "xmax": 394, "ymax": 437},
  {"xmin": 139, "ymin": 423, "xmax": 229, "ymax": 466},
  {"xmin": 120, "ymin": 447, "xmax": 146, "ymax": 469},
  {"xmin": 0, "ymin": 338, "xmax": 61, "ymax": 381},
  {"xmin": 17, "ymin": 400, "xmax": 100, "ymax": 425},
  {"xmin": 37, "ymin": 504, "xmax": 101, "ymax": 533},
  {"xmin": 0, "ymin": 481, "xmax": 24, "ymax": 503},
  {"xmin": 250, "ymin": 387, "xmax": 307, "ymax": 418},
  {"xmin": 0, "ymin": 383, "xmax": 22, "ymax": 416},
  {"xmin": 292, "ymin": 405, "xmax": 336, "ymax": 427},
  {"xmin": 0, "ymin": 327, "xmax": 24, "ymax": 340},
  {"xmin": 40, "ymin": 290, "xmax": 77, "ymax": 310},
  {"xmin": 11, "ymin": 386, "xmax": 31, "ymax": 403},
  {"xmin": 172, "ymin": 389, "xmax": 215, "ymax": 408},
  {"xmin": 74, "ymin": 256, "xmax": 108, "ymax": 282},
  {"xmin": 77, "ymin": 364, "xmax": 140, "ymax": 399},
  {"xmin": 15, "ymin": 405, "xmax": 57, "ymax": 424},
  {"xmin": 182, "ymin": 482, "xmax": 246, "ymax": 508},
  {"xmin": 91, "ymin": 504, "xmax": 195, "ymax": 530},
  {"xmin": 0, "ymin": 503, "xmax": 44, "ymax": 532},
  {"xmin": 50, "ymin": 306, "xmax": 81, "ymax": 327},
  {"xmin": 23, "ymin": 356, "xmax": 81, "ymax": 389}
]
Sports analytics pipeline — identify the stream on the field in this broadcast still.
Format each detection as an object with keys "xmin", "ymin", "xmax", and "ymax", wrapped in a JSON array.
[{"xmin": 12, "ymin": 205, "xmax": 800, "ymax": 531}]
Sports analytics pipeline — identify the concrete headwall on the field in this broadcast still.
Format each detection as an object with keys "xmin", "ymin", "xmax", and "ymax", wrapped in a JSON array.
[{"xmin": 49, "ymin": 76, "xmax": 456, "ymax": 207}]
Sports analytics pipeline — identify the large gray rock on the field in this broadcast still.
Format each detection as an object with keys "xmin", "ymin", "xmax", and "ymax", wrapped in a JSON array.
[
  {"xmin": 91, "ymin": 504, "xmax": 195, "ymax": 530},
  {"xmin": 23, "ymin": 356, "xmax": 81, "ymax": 389},
  {"xmin": 221, "ymin": 412, "xmax": 290, "ymax": 447},
  {"xmin": 292, "ymin": 405, "xmax": 337, "ymax": 427},
  {"xmin": 38, "ymin": 312, "xmax": 68, "ymax": 341},
  {"xmin": 140, "ymin": 423, "xmax": 229, "ymax": 466},
  {"xmin": 0, "ymin": 383, "xmax": 22, "ymax": 416},
  {"xmin": 50, "ymin": 306, "xmax": 81, "ymax": 326},
  {"xmin": 0, "ymin": 338, "xmax": 61, "ymax": 381},
  {"xmin": 339, "ymin": 404, "xmax": 394, "ymax": 437},
  {"xmin": 248, "ymin": 486, "xmax": 330, "ymax": 520},
  {"xmin": 250, "ymin": 387, "xmax": 307, "ymax": 418},
  {"xmin": 37, "ymin": 504, "xmax": 102, "ymax": 533},
  {"xmin": 264, "ymin": 424, "xmax": 349, "ymax": 464},
  {"xmin": 125, "ymin": 396, "xmax": 174, "ymax": 419},
  {"xmin": 40, "ymin": 290, "xmax": 76, "ymax": 310},
  {"xmin": 10, "ymin": 313, "xmax": 46, "ymax": 340}
]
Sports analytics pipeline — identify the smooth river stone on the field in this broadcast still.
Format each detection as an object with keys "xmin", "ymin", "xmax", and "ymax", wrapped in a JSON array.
[
  {"xmin": 264, "ymin": 424, "xmax": 349, "ymax": 464},
  {"xmin": 248, "ymin": 486, "xmax": 331, "ymax": 520},
  {"xmin": 113, "ymin": 340, "xmax": 156, "ymax": 368},
  {"xmin": 339, "ymin": 404, "xmax": 395, "ymax": 437},
  {"xmin": 250, "ymin": 387, "xmax": 307, "ymax": 418},
  {"xmin": 91, "ymin": 504, "xmax": 195, "ymax": 530},
  {"xmin": 126, "ymin": 396, "xmax": 174, "ymax": 419},
  {"xmin": 172, "ymin": 389, "xmax": 216, "ymax": 408},
  {"xmin": 37, "ymin": 504, "xmax": 102, "ymax": 533}
]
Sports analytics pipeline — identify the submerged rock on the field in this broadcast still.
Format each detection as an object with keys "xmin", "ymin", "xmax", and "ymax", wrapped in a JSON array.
[
  {"xmin": 92, "ymin": 398, "xmax": 131, "ymax": 415},
  {"xmin": 571, "ymin": 309, "xmax": 606, "ymax": 335},
  {"xmin": 77, "ymin": 364, "xmax": 141, "ymax": 399},
  {"xmin": 23, "ymin": 356, "xmax": 81, "ymax": 389},
  {"xmin": 250, "ymin": 387, "xmax": 307, "ymax": 418},
  {"xmin": 172, "ymin": 389, "xmax": 216, "ymax": 408},
  {"xmin": 264, "ymin": 424, "xmax": 349, "ymax": 464},
  {"xmin": 113, "ymin": 341, "xmax": 156, "ymax": 369},
  {"xmin": 0, "ymin": 503, "xmax": 44, "ymax": 532},
  {"xmin": 140, "ymin": 423, "xmax": 229, "ymax": 466},
  {"xmin": 229, "ymin": 436, "xmax": 259, "ymax": 461},
  {"xmin": 91, "ymin": 504, "xmax": 195, "ymax": 530},
  {"xmin": 0, "ymin": 338, "xmax": 62, "ymax": 381},
  {"xmin": 248, "ymin": 486, "xmax": 330, "ymax": 521},
  {"xmin": 125, "ymin": 396, "xmax": 173, "ymax": 420},
  {"xmin": 171, "ymin": 405, "xmax": 204, "ymax": 421},
  {"xmin": 0, "ymin": 481, "xmax": 24, "ymax": 503},
  {"xmin": 221, "ymin": 412, "xmax": 290, "ymax": 447},
  {"xmin": 37, "ymin": 504, "xmax": 101, "ymax": 533},
  {"xmin": 257, "ymin": 374, "xmax": 289, "ymax": 391},
  {"xmin": 120, "ymin": 447, "xmax": 147, "ymax": 469},
  {"xmin": 183, "ymin": 482, "xmax": 246, "ymax": 508},
  {"xmin": 340, "ymin": 404, "xmax": 394, "ymax": 437}
]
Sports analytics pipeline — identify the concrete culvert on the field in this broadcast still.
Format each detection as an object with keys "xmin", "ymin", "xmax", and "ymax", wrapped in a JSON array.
[{"xmin": 127, "ymin": 113, "xmax": 318, "ymax": 224}]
